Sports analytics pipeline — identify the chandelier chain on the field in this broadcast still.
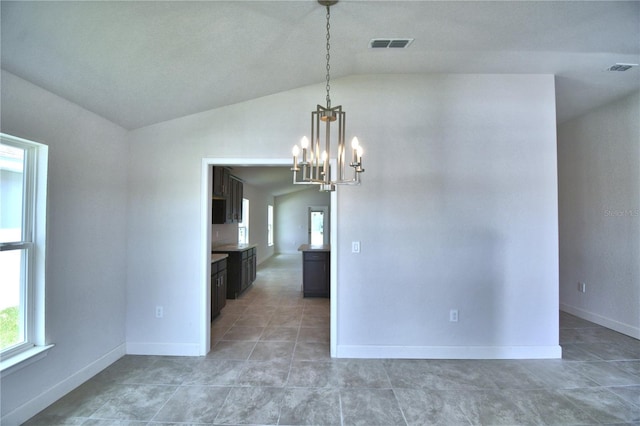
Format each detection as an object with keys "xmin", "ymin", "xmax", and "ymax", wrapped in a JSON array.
[{"xmin": 325, "ymin": 5, "xmax": 331, "ymax": 108}]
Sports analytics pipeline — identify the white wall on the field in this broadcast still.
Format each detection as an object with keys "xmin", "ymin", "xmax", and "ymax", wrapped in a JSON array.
[
  {"xmin": 126, "ymin": 73, "xmax": 560, "ymax": 359},
  {"xmin": 334, "ymin": 74, "xmax": 559, "ymax": 358},
  {"xmin": 275, "ymin": 187, "xmax": 331, "ymax": 254},
  {"xmin": 558, "ymin": 91, "xmax": 640, "ymax": 338},
  {"xmin": 1, "ymin": 70, "xmax": 128, "ymax": 425},
  {"xmin": 210, "ymin": 181, "xmax": 274, "ymax": 264},
  {"xmin": 240, "ymin": 181, "xmax": 275, "ymax": 265}
]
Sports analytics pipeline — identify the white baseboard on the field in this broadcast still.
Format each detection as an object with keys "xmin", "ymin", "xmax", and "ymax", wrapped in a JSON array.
[
  {"xmin": 126, "ymin": 341, "xmax": 201, "ymax": 356},
  {"xmin": 336, "ymin": 344, "xmax": 562, "ymax": 359},
  {"xmin": 560, "ymin": 303, "xmax": 640, "ymax": 339},
  {"xmin": 1, "ymin": 344, "xmax": 125, "ymax": 426}
]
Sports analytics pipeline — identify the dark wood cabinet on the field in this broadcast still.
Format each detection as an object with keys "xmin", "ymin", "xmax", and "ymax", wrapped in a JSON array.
[
  {"xmin": 212, "ymin": 246, "xmax": 257, "ymax": 299},
  {"xmin": 234, "ymin": 178, "xmax": 243, "ymax": 222},
  {"xmin": 211, "ymin": 258, "xmax": 227, "ymax": 319},
  {"xmin": 212, "ymin": 167, "xmax": 229, "ymax": 198},
  {"xmin": 226, "ymin": 177, "xmax": 243, "ymax": 223},
  {"xmin": 212, "ymin": 166, "xmax": 243, "ymax": 224},
  {"xmin": 249, "ymin": 247, "xmax": 257, "ymax": 283},
  {"xmin": 302, "ymin": 251, "xmax": 330, "ymax": 297}
]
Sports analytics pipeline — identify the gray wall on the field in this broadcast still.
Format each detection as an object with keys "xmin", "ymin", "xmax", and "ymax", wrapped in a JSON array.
[
  {"xmin": 211, "ymin": 179, "xmax": 275, "ymax": 265},
  {"xmin": 1, "ymin": 70, "xmax": 128, "ymax": 424},
  {"xmin": 275, "ymin": 187, "xmax": 331, "ymax": 254},
  {"xmin": 241, "ymin": 181, "xmax": 275, "ymax": 265},
  {"xmin": 558, "ymin": 91, "xmax": 640, "ymax": 338},
  {"xmin": 1, "ymin": 70, "xmax": 567, "ymax": 424},
  {"xmin": 125, "ymin": 73, "xmax": 560, "ymax": 359}
]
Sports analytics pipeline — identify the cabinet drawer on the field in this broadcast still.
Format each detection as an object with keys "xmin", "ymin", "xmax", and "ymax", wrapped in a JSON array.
[
  {"xmin": 217, "ymin": 259, "xmax": 227, "ymax": 271},
  {"xmin": 303, "ymin": 251, "xmax": 327, "ymax": 261}
]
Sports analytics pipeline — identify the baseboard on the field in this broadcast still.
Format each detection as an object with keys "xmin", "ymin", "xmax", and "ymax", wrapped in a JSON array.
[
  {"xmin": 560, "ymin": 303, "xmax": 640, "ymax": 339},
  {"xmin": 1, "ymin": 343, "xmax": 125, "ymax": 426},
  {"xmin": 336, "ymin": 344, "xmax": 562, "ymax": 359},
  {"xmin": 126, "ymin": 341, "xmax": 201, "ymax": 356}
]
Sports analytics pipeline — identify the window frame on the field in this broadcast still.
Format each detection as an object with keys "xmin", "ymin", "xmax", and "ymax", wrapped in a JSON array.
[
  {"xmin": 267, "ymin": 204, "xmax": 273, "ymax": 247},
  {"xmin": 237, "ymin": 198, "xmax": 249, "ymax": 245},
  {"xmin": 0, "ymin": 133, "xmax": 50, "ymax": 376}
]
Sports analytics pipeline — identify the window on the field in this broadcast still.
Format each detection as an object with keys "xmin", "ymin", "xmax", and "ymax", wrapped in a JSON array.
[
  {"xmin": 238, "ymin": 198, "xmax": 249, "ymax": 245},
  {"xmin": 0, "ymin": 133, "xmax": 48, "ymax": 370},
  {"xmin": 267, "ymin": 205, "xmax": 273, "ymax": 247}
]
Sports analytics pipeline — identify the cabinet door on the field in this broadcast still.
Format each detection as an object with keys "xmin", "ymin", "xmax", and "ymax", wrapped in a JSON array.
[
  {"xmin": 303, "ymin": 252, "xmax": 328, "ymax": 297},
  {"xmin": 226, "ymin": 178, "xmax": 236, "ymax": 223},
  {"xmin": 250, "ymin": 250, "xmax": 257, "ymax": 282},
  {"xmin": 213, "ymin": 167, "xmax": 230, "ymax": 197},
  {"xmin": 235, "ymin": 180, "xmax": 243, "ymax": 222},
  {"xmin": 241, "ymin": 257, "xmax": 249, "ymax": 292},
  {"xmin": 217, "ymin": 269, "xmax": 227, "ymax": 312},
  {"xmin": 211, "ymin": 271, "xmax": 219, "ymax": 320}
]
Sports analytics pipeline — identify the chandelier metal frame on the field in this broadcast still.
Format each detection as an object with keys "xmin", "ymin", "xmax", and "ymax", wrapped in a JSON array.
[{"xmin": 291, "ymin": 0, "xmax": 364, "ymax": 192}]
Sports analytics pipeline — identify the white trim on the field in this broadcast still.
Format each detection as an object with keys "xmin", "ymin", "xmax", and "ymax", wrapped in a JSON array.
[
  {"xmin": 560, "ymin": 303, "xmax": 640, "ymax": 339},
  {"xmin": 329, "ymin": 190, "xmax": 337, "ymax": 358},
  {"xmin": 1, "ymin": 344, "xmax": 124, "ymax": 426},
  {"xmin": 125, "ymin": 342, "xmax": 201, "ymax": 357},
  {"xmin": 199, "ymin": 158, "xmax": 341, "ymax": 357},
  {"xmin": 0, "ymin": 344, "xmax": 54, "ymax": 377},
  {"xmin": 0, "ymin": 133, "xmax": 49, "ymax": 368},
  {"xmin": 336, "ymin": 344, "xmax": 562, "ymax": 359}
]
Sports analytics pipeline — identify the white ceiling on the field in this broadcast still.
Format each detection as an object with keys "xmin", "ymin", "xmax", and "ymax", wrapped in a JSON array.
[
  {"xmin": 230, "ymin": 166, "xmax": 309, "ymax": 197},
  {"xmin": 2, "ymin": 0, "xmax": 639, "ymax": 131},
  {"xmin": 2, "ymin": 1, "xmax": 639, "ymax": 196}
]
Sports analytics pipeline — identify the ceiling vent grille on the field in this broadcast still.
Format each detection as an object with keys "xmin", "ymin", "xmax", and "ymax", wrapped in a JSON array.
[
  {"xmin": 606, "ymin": 63, "xmax": 638, "ymax": 72},
  {"xmin": 369, "ymin": 38, "xmax": 414, "ymax": 49}
]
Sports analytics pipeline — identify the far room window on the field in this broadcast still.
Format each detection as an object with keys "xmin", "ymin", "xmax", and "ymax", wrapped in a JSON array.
[
  {"xmin": 238, "ymin": 198, "xmax": 249, "ymax": 245},
  {"xmin": 0, "ymin": 133, "xmax": 48, "ymax": 368},
  {"xmin": 267, "ymin": 204, "xmax": 273, "ymax": 247}
]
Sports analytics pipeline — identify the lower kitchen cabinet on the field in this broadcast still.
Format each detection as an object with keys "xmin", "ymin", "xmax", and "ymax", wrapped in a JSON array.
[
  {"xmin": 302, "ymin": 251, "xmax": 330, "ymax": 297},
  {"xmin": 211, "ymin": 258, "xmax": 227, "ymax": 319},
  {"xmin": 212, "ymin": 246, "xmax": 257, "ymax": 299}
]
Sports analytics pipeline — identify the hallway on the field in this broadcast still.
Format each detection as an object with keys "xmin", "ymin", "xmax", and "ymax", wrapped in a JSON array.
[
  {"xmin": 210, "ymin": 254, "xmax": 331, "ymax": 363},
  {"xmin": 24, "ymin": 254, "xmax": 640, "ymax": 425}
]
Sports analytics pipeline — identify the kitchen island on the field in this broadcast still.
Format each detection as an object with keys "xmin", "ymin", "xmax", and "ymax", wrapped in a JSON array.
[
  {"xmin": 298, "ymin": 244, "xmax": 330, "ymax": 298},
  {"xmin": 212, "ymin": 244, "xmax": 257, "ymax": 299}
]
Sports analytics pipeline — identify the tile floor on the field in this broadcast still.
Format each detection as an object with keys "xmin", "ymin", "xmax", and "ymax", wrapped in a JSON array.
[{"xmin": 25, "ymin": 254, "xmax": 640, "ymax": 425}]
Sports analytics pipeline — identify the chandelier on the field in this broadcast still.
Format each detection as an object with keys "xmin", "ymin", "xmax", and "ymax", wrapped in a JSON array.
[{"xmin": 291, "ymin": 0, "xmax": 364, "ymax": 192}]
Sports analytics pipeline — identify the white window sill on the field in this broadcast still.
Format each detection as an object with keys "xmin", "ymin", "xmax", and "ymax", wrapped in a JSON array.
[{"xmin": 0, "ymin": 344, "xmax": 55, "ymax": 378}]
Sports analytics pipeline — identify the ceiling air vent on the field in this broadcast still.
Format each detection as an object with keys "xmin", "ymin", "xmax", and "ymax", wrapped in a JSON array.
[
  {"xmin": 369, "ymin": 38, "xmax": 414, "ymax": 49},
  {"xmin": 605, "ymin": 63, "xmax": 638, "ymax": 72}
]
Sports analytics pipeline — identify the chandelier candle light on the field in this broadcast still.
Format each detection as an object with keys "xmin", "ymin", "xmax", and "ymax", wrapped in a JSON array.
[{"xmin": 291, "ymin": 0, "xmax": 364, "ymax": 192}]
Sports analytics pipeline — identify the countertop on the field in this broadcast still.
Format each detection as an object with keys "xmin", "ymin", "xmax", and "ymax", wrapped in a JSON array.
[
  {"xmin": 298, "ymin": 244, "xmax": 331, "ymax": 252},
  {"xmin": 212, "ymin": 243, "xmax": 258, "ymax": 252},
  {"xmin": 211, "ymin": 253, "xmax": 229, "ymax": 263}
]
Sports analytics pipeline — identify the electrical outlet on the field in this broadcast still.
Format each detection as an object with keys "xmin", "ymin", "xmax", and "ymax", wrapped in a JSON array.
[
  {"xmin": 156, "ymin": 306, "xmax": 164, "ymax": 318},
  {"xmin": 449, "ymin": 309, "xmax": 459, "ymax": 322},
  {"xmin": 352, "ymin": 241, "xmax": 361, "ymax": 253},
  {"xmin": 578, "ymin": 282, "xmax": 586, "ymax": 293}
]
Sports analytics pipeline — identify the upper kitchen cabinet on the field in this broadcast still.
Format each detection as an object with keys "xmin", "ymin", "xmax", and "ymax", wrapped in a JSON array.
[
  {"xmin": 212, "ymin": 166, "xmax": 243, "ymax": 224},
  {"xmin": 212, "ymin": 166, "xmax": 230, "ymax": 198}
]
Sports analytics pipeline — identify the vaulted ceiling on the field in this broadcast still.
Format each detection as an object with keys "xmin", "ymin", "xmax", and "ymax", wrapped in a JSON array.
[
  {"xmin": 2, "ymin": 0, "xmax": 639, "ymax": 131},
  {"xmin": 2, "ymin": 1, "xmax": 639, "ymax": 197}
]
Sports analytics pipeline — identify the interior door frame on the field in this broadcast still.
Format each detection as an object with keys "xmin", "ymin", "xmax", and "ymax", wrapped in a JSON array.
[
  {"xmin": 200, "ymin": 158, "xmax": 338, "ymax": 356},
  {"xmin": 308, "ymin": 205, "xmax": 329, "ymax": 245}
]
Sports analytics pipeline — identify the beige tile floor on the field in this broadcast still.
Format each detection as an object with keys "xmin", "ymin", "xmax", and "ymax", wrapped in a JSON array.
[{"xmin": 25, "ymin": 254, "xmax": 640, "ymax": 425}]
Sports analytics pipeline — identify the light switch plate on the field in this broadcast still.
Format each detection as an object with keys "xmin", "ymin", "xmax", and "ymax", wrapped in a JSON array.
[{"xmin": 352, "ymin": 241, "xmax": 360, "ymax": 253}]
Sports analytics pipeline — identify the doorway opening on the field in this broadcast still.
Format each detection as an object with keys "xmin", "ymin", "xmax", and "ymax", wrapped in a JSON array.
[
  {"xmin": 309, "ymin": 206, "xmax": 329, "ymax": 246},
  {"xmin": 201, "ymin": 158, "xmax": 337, "ymax": 357}
]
